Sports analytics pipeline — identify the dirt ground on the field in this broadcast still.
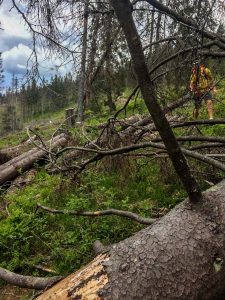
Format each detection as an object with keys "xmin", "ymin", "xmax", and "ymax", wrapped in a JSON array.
[{"xmin": 0, "ymin": 284, "xmax": 33, "ymax": 300}]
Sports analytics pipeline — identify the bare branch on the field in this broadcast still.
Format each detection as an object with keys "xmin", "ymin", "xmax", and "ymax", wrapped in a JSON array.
[
  {"xmin": 11, "ymin": 0, "xmax": 77, "ymax": 54},
  {"xmin": 154, "ymin": 135, "xmax": 225, "ymax": 144},
  {"xmin": 0, "ymin": 267, "xmax": 62, "ymax": 290},
  {"xmin": 170, "ymin": 119, "xmax": 225, "ymax": 129},
  {"xmin": 26, "ymin": 127, "xmax": 55, "ymax": 159},
  {"xmin": 188, "ymin": 143, "xmax": 225, "ymax": 151},
  {"xmin": 142, "ymin": 0, "xmax": 225, "ymax": 50},
  {"xmin": 114, "ymin": 85, "xmax": 140, "ymax": 119},
  {"xmin": 36, "ymin": 204, "xmax": 156, "ymax": 225}
]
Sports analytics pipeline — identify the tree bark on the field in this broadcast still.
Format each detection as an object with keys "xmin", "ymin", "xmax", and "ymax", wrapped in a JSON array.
[
  {"xmin": 77, "ymin": 0, "xmax": 89, "ymax": 122},
  {"xmin": 85, "ymin": 11, "xmax": 100, "ymax": 108},
  {"xmin": 35, "ymin": 180, "xmax": 225, "ymax": 300}
]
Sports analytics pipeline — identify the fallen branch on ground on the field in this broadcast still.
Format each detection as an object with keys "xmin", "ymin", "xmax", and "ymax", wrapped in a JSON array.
[
  {"xmin": 36, "ymin": 204, "xmax": 156, "ymax": 225},
  {"xmin": 170, "ymin": 119, "xmax": 225, "ymax": 129},
  {"xmin": 59, "ymin": 141, "xmax": 225, "ymax": 173},
  {"xmin": 0, "ymin": 267, "xmax": 63, "ymax": 290},
  {"xmin": 154, "ymin": 135, "xmax": 225, "ymax": 144}
]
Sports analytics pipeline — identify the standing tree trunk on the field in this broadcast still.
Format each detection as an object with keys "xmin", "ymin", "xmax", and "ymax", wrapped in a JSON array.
[
  {"xmin": 149, "ymin": 8, "xmax": 155, "ymax": 55},
  {"xmin": 77, "ymin": 0, "xmax": 89, "ymax": 122},
  {"xmin": 110, "ymin": 0, "xmax": 202, "ymax": 203},
  {"xmin": 104, "ymin": 11, "xmax": 116, "ymax": 112},
  {"xmin": 85, "ymin": 11, "xmax": 100, "ymax": 109},
  {"xmin": 155, "ymin": 8, "xmax": 162, "ymax": 43}
]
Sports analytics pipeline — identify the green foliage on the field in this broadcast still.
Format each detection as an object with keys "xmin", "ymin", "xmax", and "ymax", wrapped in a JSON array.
[{"xmin": 0, "ymin": 131, "xmax": 28, "ymax": 148}]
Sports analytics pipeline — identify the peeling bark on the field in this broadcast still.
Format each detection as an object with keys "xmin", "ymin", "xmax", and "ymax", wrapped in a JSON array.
[{"xmin": 36, "ymin": 254, "xmax": 109, "ymax": 299}]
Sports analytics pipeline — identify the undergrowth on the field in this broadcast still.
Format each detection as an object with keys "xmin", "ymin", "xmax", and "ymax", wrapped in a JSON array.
[
  {"xmin": 0, "ymin": 82, "xmax": 225, "ymax": 282},
  {"xmin": 0, "ymin": 159, "xmax": 185, "ymax": 276}
]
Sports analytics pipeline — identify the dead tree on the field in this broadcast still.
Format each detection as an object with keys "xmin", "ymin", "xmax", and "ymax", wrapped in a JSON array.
[
  {"xmin": 111, "ymin": 0, "xmax": 202, "ymax": 202},
  {"xmin": 77, "ymin": 0, "xmax": 89, "ymax": 122}
]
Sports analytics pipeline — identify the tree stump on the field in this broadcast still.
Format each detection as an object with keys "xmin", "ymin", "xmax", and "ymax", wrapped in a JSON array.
[{"xmin": 65, "ymin": 108, "xmax": 75, "ymax": 128}]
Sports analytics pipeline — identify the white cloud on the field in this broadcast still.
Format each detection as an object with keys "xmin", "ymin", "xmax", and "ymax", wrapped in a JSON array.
[
  {"xmin": 0, "ymin": 0, "xmax": 31, "ymax": 52},
  {"xmin": 2, "ymin": 44, "xmax": 32, "ymax": 74},
  {"xmin": 2, "ymin": 43, "xmax": 72, "ymax": 90},
  {"xmin": 0, "ymin": 0, "xmax": 75, "ymax": 88},
  {"xmin": 0, "ymin": 0, "xmax": 31, "ymax": 39},
  {"xmin": 17, "ymin": 64, "xmax": 26, "ymax": 70}
]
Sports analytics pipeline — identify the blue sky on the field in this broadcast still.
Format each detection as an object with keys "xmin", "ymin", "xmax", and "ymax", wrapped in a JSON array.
[{"xmin": 0, "ymin": 0, "xmax": 71, "ymax": 91}]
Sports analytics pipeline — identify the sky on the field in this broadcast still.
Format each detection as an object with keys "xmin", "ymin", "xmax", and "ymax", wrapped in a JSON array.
[{"xmin": 0, "ymin": 0, "xmax": 71, "ymax": 91}]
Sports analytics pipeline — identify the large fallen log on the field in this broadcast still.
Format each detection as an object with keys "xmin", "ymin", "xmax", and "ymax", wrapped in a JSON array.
[
  {"xmin": 36, "ymin": 180, "xmax": 225, "ymax": 300},
  {"xmin": 0, "ymin": 134, "xmax": 67, "ymax": 186}
]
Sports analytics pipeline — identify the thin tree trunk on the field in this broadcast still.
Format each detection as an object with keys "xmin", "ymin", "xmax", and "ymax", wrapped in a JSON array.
[
  {"xmin": 155, "ymin": 9, "xmax": 162, "ymax": 42},
  {"xmin": 104, "ymin": 12, "xmax": 116, "ymax": 112},
  {"xmin": 149, "ymin": 9, "xmax": 155, "ymax": 55},
  {"xmin": 85, "ymin": 12, "xmax": 100, "ymax": 108},
  {"xmin": 111, "ymin": 0, "xmax": 202, "ymax": 202},
  {"xmin": 77, "ymin": 0, "xmax": 89, "ymax": 122}
]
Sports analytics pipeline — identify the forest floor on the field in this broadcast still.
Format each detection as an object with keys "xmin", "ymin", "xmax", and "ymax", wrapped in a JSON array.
[
  {"xmin": 0, "ymin": 285, "xmax": 32, "ymax": 300},
  {"xmin": 1, "ymin": 85, "xmax": 225, "ymax": 299}
]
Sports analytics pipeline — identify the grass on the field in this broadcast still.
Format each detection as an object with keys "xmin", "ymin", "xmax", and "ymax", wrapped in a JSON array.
[
  {"xmin": 0, "ymin": 158, "xmax": 185, "ymax": 276},
  {"xmin": 0, "ymin": 131, "xmax": 28, "ymax": 148}
]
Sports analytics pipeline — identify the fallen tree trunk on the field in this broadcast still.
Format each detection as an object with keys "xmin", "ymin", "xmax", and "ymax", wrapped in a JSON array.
[
  {"xmin": 120, "ymin": 92, "xmax": 191, "ymax": 137},
  {"xmin": 0, "ymin": 134, "xmax": 67, "ymax": 186},
  {"xmin": 63, "ymin": 95, "xmax": 191, "ymax": 163},
  {"xmin": 36, "ymin": 180, "xmax": 225, "ymax": 299}
]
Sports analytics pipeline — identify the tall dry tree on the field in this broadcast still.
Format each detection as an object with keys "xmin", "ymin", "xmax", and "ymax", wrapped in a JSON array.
[
  {"xmin": 0, "ymin": 53, "xmax": 4, "ymax": 95},
  {"xmin": 77, "ymin": 0, "xmax": 89, "ymax": 122},
  {"xmin": 85, "ymin": 7, "xmax": 101, "ymax": 109}
]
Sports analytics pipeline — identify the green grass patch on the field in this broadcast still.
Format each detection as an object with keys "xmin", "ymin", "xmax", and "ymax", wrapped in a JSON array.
[{"xmin": 0, "ymin": 159, "xmax": 185, "ymax": 276}]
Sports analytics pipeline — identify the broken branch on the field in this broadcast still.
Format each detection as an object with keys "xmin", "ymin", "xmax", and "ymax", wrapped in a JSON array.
[{"xmin": 36, "ymin": 204, "xmax": 156, "ymax": 225}]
